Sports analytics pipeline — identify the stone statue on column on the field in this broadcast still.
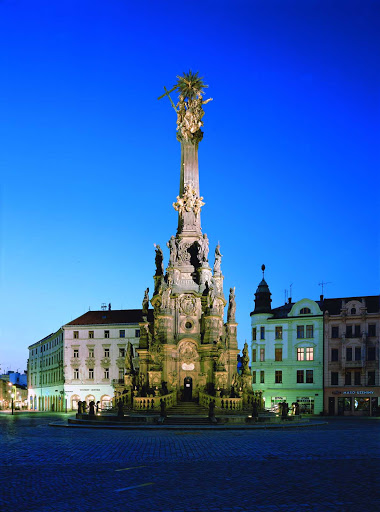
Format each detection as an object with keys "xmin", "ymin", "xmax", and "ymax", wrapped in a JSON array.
[
  {"xmin": 124, "ymin": 341, "xmax": 134, "ymax": 374},
  {"xmin": 197, "ymin": 233, "xmax": 209, "ymax": 264},
  {"xmin": 154, "ymin": 245, "xmax": 164, "ymax": 276},
  {"xmin": 142, "ymin": 288, "xmax": 149, "ymax": 319},
  {"xmin": 242, "ymin": 342, "xmax": 250, "ymax": 375},
  {"xmin": 213, "ymin": 243, "xmax": 222, "ymax": 274},
  {"xmin": 227, "ymin": 287, "xmax": 236, "ymax": 322},
  {"xmin": 167, "ymin": 236, "xmax": 178, "ymax": 266}
]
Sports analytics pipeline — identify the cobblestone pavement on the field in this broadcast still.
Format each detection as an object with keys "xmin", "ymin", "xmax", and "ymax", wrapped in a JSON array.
[{"xmin": 1, "ymin": 413, "xmax": 379, "ymax": 511}]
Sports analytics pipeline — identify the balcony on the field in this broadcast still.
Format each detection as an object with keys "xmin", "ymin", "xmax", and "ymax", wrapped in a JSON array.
[{"xmin": 342, "ymin": 360, "xmax": 363, "ymax": 369}]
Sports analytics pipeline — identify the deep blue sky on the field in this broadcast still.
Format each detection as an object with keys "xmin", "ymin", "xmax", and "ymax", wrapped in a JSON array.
[{"xmin": 1, "ymin": 0, "xmax": 379, "ymax": 372}]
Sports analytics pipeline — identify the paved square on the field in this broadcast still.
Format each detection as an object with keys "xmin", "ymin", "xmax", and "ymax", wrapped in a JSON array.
[{"xmin": 1, "ymin": 414, "xmax": 379, "ymax": 511}]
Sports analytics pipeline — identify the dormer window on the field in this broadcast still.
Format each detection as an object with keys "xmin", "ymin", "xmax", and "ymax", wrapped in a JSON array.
[{"xmin": 300, "ymin": 308, "xmax": 311, "ymax": 315}]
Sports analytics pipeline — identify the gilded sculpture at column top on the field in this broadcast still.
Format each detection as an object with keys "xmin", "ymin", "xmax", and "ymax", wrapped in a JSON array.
[{"xmin": 158, "ymin": 70, "xmax": 212, "ymax": 143}]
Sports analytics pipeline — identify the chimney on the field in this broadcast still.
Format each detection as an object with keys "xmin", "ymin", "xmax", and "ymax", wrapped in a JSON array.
[
  {"xmin": 320, "ymin": 294, "xmax": 324, "ymax": 302},
  {"xmin": 288, "ymin": 297, "xmax": 292, "ymax": 304}
]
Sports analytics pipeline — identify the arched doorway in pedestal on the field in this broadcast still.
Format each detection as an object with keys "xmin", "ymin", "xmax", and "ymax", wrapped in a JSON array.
[{"xmin": 183, "ymin": 376, "xmax": 193, "ymax": 401}]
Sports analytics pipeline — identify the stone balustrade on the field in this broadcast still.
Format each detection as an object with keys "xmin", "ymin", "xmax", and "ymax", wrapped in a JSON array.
[
  {"xmin": 133, "ymin": 392, "xmax": 177, "ymax": 411},
  {"xmin": 199, "ymin": 391, "xmax": 243, "ymax": 411}
]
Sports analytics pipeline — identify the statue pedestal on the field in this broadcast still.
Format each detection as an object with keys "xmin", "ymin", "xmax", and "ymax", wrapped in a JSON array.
[
  {"xmin": 124, "ymin": 374, "xmax": 134, "ymax": 388},
  {"xmin": 148, "ymin": 371, "xmax": 162, "ymax": 389},
  {"xmin": 214, "ymin": 371, "xmax": 227, "ymax": 390}
]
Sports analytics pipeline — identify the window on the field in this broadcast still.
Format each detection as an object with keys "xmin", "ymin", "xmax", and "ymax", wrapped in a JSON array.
[
  {"xmin": 89, "ymin": 331, "xmax": 94, "ymax": 339},
  {"xmin": 297, "ymin": 370, "xmax": 304, "ymax": 383},
  {"xmin": 354, "ymin": 325, "xmax": 360, "ymax": 337},
  {"xmin": 346, "ymin": 326, "xmax": 353, "ymax": 338},
  {"xmin": 135, "ymin": 329, "xmax": 140, "ymax": 338},
  {"xmin": 300, "ymin": 307, "xmax": 311, "ymax": 314},
  {"xmin": 104, "ymin": 348, "xmax": 110, "ymax": 358},
  {"xmin": 73, "ymin": 331, "xmax": 79, "ymax": 339},
  {"xmin": 351, "ymin": 308, "xmax": 356, "ymax": 315},
  {"xmin": 260, "ymin": 371, "xmax": 265, "ymax": 384},
  {"xmin": 368, "ymin": 324, "xmax": 376, "ymax": 337},
  {"xmin": 354, "ymin": 347, "xmax": 361, "ymax": 361},
  {"xmin": 119, "ymin": 369, "xmax": 124, "ymax": 380},
  {"xmin": 306, "ymin": 347, "xmax": 314, "ymax": 361},
  {"xmin": 306, "ymin": 325, "xmax": 314, "ymax": 338},
  {"xmin": 88, "ymin": 348, "xmax": 94, "ymax": 358},
  {"xmin": 252, "ymin": 349, "xmax": 256, "ymax": 362},
  {"xmin": 275, "ymin": 326, "xmax": 283, "ymax": 340},
  {"xmin": 368, "ymin": 371, "xmax": 375, "ymax": 386},
  {"xmin": 89, "ymin": 368, "xmax": 94, "ymax": 379},
  {"xmin": 306, "ymin": 370, "xmax": 313, "ymax": 383},
  {"xmin": 73, "ymin": 369, "xmax": 79, "ymax": 380},
  {"xmin": 354, "ymin": 372, "xmax": 361, "ymax": 385},
  {"xmin": 260, "ymin": 348, "xmax": 265, "ymax": 362},
  {"xmin": 345, "ymin": 372, "xmax": 351, "ymax": 385},
  {"xmin": 297, "ymin": 348, "xmax": 304, "ymax": 361},
  {"xmin": 252, "ymin": 371, "xmax": 256, "ymax": 384},
  {"xmin": 331, "ymin": 348, "xmax": 339, "ymax": 361},
  {"xmin": 367, "ymin": 347, "xmax": 375, "ymax": 361},
  {"xmin": 104, "ymin": 330, "xmax": 110, "ymax": 339},
  {"xmin": 119, "ymin": 330, "xmax": 125, "ymax": 338},
  {"xmin": 73, "ymin": 349, "xmax": 79, "ymax": 358},
  {"xmin": 331, "ymin": 326, "xmax": 339, "ymax": 338},
  {"xmin": 252, "ymin": 328, "xmax": 257, "ymax": 341},
  {"xmin": 119, "ymin": 348, "xmax": 125, "ymax": 358},
  {"xmin": 275, "ymin": 348, "xmax": 282, "ymax": 361},
  {"xmin": 297, "ymin": 326, "xmax": 304, "ymax": 339},
  {"xmin": 346, "ymin": 347, "xmax": 352, "ymax": 361},
  {"xmin": 331, "ymin": 372, "xmax": 339, "ymax": 385},
  {"xmin": 260, "ymin": 327, "xmax": 265, "ymax": 340},
  {"xmin": 275, "ymin": 371, "xmax": 282, "ymax": 384},
  {"xmin": 104, "ymin": 368, "xmax": 109, "ymax": 379}
]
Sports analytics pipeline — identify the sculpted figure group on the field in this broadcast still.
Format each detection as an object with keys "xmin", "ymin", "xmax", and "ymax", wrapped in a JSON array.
[{"xmin": 176, "ymin": 93, "xmax": 213, "ymax": 141}]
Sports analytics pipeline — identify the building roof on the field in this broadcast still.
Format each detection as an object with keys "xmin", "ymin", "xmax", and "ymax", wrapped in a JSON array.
[
  {"xmin": 322, "ymin": 296, "xmax": 380, "ymax": 315},
  {"xmin": 253, "ymin": 278, "xmax": 272, "ymax": 314},
  {"xmin": 65, "ymin": 309, "xmax": 154, "ymax": 326}
]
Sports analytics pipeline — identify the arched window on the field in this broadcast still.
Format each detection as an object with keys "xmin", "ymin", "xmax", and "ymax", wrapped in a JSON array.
[
  {"xmin": 351, "ymin": 308, "xmax": 356, "ymax": 315},
  {"xmin": 300, "ymin": 307, "xmax": 311, "ymax": 315}
]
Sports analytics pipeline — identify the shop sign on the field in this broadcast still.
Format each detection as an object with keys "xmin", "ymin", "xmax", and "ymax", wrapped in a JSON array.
[{"xmin": 343, "ymin": 391, "xmax": 374, "ymax": 395}]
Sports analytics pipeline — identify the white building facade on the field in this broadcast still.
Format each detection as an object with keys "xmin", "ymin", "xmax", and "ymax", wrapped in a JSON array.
[{"xmin": 27, "ymin": 309, "xmax": 146, "ymax": 411}]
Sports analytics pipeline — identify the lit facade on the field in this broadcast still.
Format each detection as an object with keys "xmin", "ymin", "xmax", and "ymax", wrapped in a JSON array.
[
  {"xmin": 27, "ymin": 309, "xmax": 145, "ymax": 411},
  {"xmin": 250, "ymin": 273, "xmax": 324, "ymax": 414},
  {"xmin": 323, "ymin": 296, "xmax": 380, "ymax": 416}
]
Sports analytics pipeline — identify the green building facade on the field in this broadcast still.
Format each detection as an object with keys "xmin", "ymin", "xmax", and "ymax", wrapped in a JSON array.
[{"xmin": 250, "ymin": 271, "xmax": 324, "ymax": 415}]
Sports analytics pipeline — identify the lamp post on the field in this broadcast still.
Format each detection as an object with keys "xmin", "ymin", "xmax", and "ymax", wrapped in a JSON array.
[
  {"xmin": 65, "ymin": 394, "xmax": 68, "ymax": 413},
  {"xmin": 11, "ymin": 392, "xmax": 14, "ymax": 415}
]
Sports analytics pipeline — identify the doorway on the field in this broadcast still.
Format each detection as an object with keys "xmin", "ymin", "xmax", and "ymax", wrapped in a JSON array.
[
  {"xmin": 183, "ymin": 377, "xmax": 192, "ymax": 401},
  {"xmin": 328, "ymin": 397, "xmax": 335, "ymax": 415}
]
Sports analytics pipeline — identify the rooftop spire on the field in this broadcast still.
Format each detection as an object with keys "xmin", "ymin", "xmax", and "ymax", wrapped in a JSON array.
[{"xmin": 254, "ymin": 265, "xmax": 272, "ymax": 314}]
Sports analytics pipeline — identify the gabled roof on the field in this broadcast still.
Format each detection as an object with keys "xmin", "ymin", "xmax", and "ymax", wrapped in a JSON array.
[
  {"xmin": 322, "ymin": 296, "xmax": 380, "ymax": 315},
  {"xmin": 65, "ymin": 309, "xmax": 154, "ymax": 326}
]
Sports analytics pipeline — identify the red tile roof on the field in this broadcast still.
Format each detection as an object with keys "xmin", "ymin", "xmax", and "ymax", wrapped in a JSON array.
[{"xmin": 65, "ymin": 309, "xmax": 153, "ymax": 326}]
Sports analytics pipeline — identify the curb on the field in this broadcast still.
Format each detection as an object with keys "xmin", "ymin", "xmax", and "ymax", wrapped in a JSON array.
[{"xmin": 49, "ymin": 420, "xmax": 328, "ymax": 430}]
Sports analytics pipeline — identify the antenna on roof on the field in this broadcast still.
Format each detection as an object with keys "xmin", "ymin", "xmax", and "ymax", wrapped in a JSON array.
[
  {"xmin": 289, "ymin": 283, "xmax": 293, "ymax": 300},
  {"xmin": 284, "ymin": 289, "xmax": 288, "ymax": 304},
  {"xmin": 318, "ymin": 281, "xmax": 331, "ymax": 298},
  {"xmin": 101, "ymin": 303, "xmax": 107, "ymax": 311}
]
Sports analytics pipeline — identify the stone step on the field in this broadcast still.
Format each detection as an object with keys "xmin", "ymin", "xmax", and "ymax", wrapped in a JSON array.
[{"xmin": 163, "ymin": 417, "xmax": 215, "ymax": 425}]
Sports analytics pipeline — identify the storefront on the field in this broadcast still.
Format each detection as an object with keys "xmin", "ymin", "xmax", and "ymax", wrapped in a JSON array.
[
  {"xmin": 267, "ymin": 391, "xmax": 322, "ymax": 415},
  {"xmin": 326, "ymin": 388, "xmax": 380, "ymax": 416}
]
